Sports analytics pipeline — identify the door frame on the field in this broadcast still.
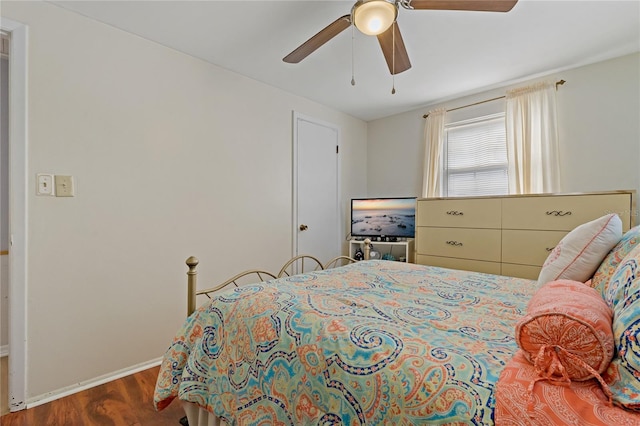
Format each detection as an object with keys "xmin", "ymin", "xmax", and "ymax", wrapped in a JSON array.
[
  {"xmin": 1, "ymin": 17, "xmax": 28, "ymax": 412},
  {"xmin": 291, "ymin": 111, "xmax": 341, "ymax": 258}
]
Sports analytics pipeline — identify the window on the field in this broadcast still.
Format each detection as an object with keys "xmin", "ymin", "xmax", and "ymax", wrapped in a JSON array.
[{"xmin": 443, "ymin": 113, "xmax": 508, "ymax": 197}]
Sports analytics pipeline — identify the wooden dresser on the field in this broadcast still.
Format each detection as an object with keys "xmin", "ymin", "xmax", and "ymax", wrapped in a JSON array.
[{"xmin": 415, "ymin": 191, "xmax": 636, "ymax": 279}]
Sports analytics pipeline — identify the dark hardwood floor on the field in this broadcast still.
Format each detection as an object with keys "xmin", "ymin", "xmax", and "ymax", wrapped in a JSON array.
[{"xmin": 0, "ymin": 366, "xmax": 186, "ymax": 426}]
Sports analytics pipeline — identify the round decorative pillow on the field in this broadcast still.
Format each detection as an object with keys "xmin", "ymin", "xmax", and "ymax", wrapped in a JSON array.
[{"xmin": 516, "ymin": 280, "xmax": 614, "ymax": 383}]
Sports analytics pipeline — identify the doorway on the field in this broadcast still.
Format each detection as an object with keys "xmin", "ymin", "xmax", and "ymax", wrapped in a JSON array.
[
  {"xmin": 1, "ymin": 17, "xmax": 28, "ymax": 413},
  {"xmin": 292, "ymin": 112, "xmax": 340, "ymax": 266},
  {"xmin": 1, "ymin": 30, "xmax": 10, "ymax": 416}
]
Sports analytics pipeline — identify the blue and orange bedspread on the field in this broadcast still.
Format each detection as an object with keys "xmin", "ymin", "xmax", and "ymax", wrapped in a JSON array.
[{"xmin": 154, "ymin": 260, "xmax": 537, "ymax": 425}]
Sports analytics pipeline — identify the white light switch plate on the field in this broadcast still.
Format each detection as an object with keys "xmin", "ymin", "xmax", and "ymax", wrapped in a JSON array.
[
  {"xmin": 36, "ymin": 174, "xmax": 55, "ymax": 196},
  {"xmin": 55, "ymin": 175, "xmax": 74, "ymax": 197}
]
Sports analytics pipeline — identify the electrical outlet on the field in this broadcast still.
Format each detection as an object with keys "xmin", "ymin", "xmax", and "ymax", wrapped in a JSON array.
[
  {"xmin": 55, "ymin": 175, "xmax": 75, "ymax": 197},
  {"xmin": 36, "ymin": 174, "xmax": 55, "ymax": 196}
]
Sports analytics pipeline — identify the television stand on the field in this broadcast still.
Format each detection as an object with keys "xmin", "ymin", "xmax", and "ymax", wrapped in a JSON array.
[{"xmin": 349, "ymin": 238, "xmax": 415, "ymax": 263}]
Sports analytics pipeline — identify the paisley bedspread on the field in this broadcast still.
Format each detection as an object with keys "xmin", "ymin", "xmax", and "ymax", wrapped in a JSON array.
[{"xmin": 154, "ymin": 260, "xmax": 537, "ymax": 425}]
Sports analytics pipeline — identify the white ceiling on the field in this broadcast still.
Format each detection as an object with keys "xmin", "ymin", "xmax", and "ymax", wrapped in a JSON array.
[{"xmin": 50, "ymin": 0, "xmax": 640, "ymax": 121}]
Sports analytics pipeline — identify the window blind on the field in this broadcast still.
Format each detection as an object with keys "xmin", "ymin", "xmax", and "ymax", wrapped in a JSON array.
[{"xmin": 444, "ymin": 115, "xmax": 508, "ymax": 197}]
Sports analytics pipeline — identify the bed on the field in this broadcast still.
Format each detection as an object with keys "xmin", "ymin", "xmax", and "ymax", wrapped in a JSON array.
[
  {"xmin": 155, "ymin": 259, "xmax": 535, "ymax": 424},
  {"xmin": 154, "ymin": 217, "xmax": 640, "ymax": 425}
]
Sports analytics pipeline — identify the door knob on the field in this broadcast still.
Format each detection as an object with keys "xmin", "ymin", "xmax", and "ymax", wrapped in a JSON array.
[{"xmin": 299, "ymin": 224, "xmax": 309, "ymax": 231}]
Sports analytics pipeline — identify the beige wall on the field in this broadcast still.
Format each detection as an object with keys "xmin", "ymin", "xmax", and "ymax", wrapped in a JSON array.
[
  {"xmin": 367, "ymin": 53, "xmax": 640, "ymax": 199},
  {"xmin": 2, "ymin": 1, "xmax": 367, "ymax": 401}
]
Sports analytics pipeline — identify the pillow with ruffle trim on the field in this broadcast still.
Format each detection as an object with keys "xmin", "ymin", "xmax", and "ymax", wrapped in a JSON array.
[{"xmin": 537, "ymin": 214, "xmax": 622, "ymax": 287}]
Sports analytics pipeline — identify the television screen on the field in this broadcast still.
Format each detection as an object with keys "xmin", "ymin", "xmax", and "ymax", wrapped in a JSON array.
[{"xmin": 351, "ymin": 197, "xmax": 416, "ymax": 238}]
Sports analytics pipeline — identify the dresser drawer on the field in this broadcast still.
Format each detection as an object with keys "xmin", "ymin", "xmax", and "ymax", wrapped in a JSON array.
[
  {"xmin": 417, "ymin": 255, "xmax": 502, "ymax": 275},
  {"xmin": 502, "ymin": 230, "xmax": 567, "ymax": 266},
  {"xmin": 501, "ymin": 263, "xmax": 541, "ymax": 280},
  {"xmin": 502, "ymin": 193, "xmax": 633, "ymax": 231},
  {"xmin": 417, "ymin": 199, "xmax": 501, "ymax": 228},
  {"xmin": 416, "ymin": 227, "xmax": 501, "ymax": 262}
]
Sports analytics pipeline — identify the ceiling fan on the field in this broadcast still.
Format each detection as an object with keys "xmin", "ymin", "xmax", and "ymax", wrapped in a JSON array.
[{"xmin": 283, "ymin": 0, "xmax": 518, "ymax": 75}]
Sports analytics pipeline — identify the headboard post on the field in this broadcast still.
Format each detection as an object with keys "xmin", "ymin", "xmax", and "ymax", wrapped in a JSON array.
[
  {"xmin": 186, "ymin": 256, "xmax": 199, "ymax": 316},
  {"xmin": 363, "ymin": 238, "xmax": 371, "ymax": 260}
]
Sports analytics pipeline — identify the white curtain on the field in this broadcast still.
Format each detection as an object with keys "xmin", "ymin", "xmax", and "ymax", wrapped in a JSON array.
[
  {"xmin": 421, "ymin": 108, "xmax": 447, "ymax": 198},
  {"xmin": 505, "ymin": 81, "xmax": 561, "ymax": 194}
]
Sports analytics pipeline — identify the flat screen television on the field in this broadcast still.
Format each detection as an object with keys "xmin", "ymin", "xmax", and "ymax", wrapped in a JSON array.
[{"xmin": 351, "ymin": 197, "xmax": 416, "ymax": 239}]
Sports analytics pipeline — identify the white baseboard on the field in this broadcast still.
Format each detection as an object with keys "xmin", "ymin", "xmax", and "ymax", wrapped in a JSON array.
[
  {"xmin": 0, "ymin": 345, "xmax": 8, "ymax": 357},
  {"xmin": 26, "ymin": 357, "xmax": 163, "ymax": 408}
]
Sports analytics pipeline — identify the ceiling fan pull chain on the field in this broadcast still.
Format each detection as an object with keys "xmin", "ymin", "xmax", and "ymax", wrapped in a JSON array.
[
  {"xmin": 351, "ymin": 24, "xmax": 356, "ymax": 86},
  {"xmin": 391, "ymin": 22, "xmax": 396, "ymax": 94}
]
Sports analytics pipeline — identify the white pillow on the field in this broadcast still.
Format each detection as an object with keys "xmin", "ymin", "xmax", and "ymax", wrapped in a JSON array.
[{"xmin": 537, "ymin": 213, "xmax": 623, "ymax": 286}]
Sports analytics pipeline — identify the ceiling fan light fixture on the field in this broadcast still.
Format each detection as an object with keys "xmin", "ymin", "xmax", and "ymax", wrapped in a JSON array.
[{"xmin": 352, "ymin": 0, "xmax": 398, "ymax": 36}]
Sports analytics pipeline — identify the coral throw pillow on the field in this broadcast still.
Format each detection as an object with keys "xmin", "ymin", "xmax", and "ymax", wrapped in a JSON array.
[
  {"xmin": 537, "ymin": 214, "xmax": 622, "ymax": 287},
  {"xmin": 516, "ymin": 280, "xmax": 614, "ymax": 390}
]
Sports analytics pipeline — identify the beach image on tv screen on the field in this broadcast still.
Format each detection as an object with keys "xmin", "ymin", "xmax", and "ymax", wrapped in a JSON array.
[{"xmin": 351, "ymin": 198, "xmax": 415, "ymax": 237}]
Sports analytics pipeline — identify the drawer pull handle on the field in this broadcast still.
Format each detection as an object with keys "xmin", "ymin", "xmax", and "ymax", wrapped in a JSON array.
[
  {"xmin": 446, "ymin": 240, "xmax": 463, "ymax": 246},
  {"xmin": 546, "ymin": 210, "xmax": 572, "ymax": 217},
  {"xmin": 446, "ymin": 210, "xmax": 464, "ymax": 216}
]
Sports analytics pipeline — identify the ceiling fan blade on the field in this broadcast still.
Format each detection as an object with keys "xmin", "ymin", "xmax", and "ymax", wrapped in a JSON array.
[
  {"xmin": 405, "ymin": 0, "xmax": 517, "ymax": 12},
  {"xmin": 377, "ymin": 22, "xmax": 411, "ymax": 75},
  {"xmin": 283, "ymin": 15, "xmax": 351, "ymax": 64}
]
